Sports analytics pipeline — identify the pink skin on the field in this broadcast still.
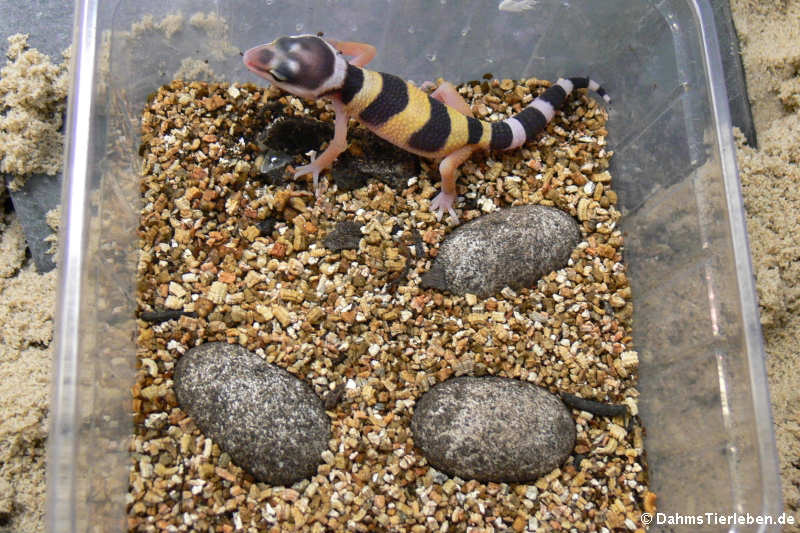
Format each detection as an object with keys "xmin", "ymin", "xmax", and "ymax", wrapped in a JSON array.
[
  {"xmin": 326, "ymin": 39, "xmax": 376, "ymax": 68},
  {"xmin": 244, "ymin": 38, "xmax": 475, "ymax": 222},
  {"xmin": 430, "ymin": 81, "xmax": 474, "ymax": 117},
  {"xmin": 291, "ymin": 40, "xmax": 375, "ymax": 193},
  {"xmin": 292, "ymin": 98, "xmax": 349, "ymax": 193}
]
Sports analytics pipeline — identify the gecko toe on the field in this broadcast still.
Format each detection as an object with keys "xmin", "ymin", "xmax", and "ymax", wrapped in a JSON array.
[
  {"xmin": 448, "ymin": 207, "xmax": 459, "ymax": 223},
  {"xmin": 431, "ymin": 191, "xmax": 458, "ymax": 222}
]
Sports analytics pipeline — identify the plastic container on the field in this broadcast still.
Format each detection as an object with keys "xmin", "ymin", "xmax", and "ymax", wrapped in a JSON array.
[{"xmin": 49, "ymin": 0, "xmax": 783, "ymax": 531}]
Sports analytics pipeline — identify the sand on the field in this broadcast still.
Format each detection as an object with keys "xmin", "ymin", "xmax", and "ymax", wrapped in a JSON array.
[
  {"xmin": 0, "ymin": 214, "xmax": 54, "ymax": 533},
  {"xmin": 0, "ymin": 34, "xmax": 62, "ymax": 533},
  {"xmin": 0, "ymin": 4, "xmax": 798, "ymax": 530},
  {"xmin": 0, "ymin": 34, "xmax": 69, "ymax": 190},
  {"xmin": 731, "ymin": 0, "xmax": 800, "ymax": 526}
]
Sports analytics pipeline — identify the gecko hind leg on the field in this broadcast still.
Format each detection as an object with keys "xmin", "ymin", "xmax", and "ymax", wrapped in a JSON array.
[
  {"xmin": 430, "ymin": 81, "xmax": 474, "ymax": 117},
  {"xmin": 431, "ymin": 145, "xmax": 475, "ymax": 223}
]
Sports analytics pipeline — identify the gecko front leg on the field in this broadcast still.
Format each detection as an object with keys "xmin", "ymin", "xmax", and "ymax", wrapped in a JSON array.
[{"xmin": 293, "ymin": 98, "xmax": 350, "ymax": 194}]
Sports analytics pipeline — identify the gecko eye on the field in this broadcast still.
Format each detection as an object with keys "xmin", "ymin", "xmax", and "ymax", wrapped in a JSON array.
[
  {"xmin": 269, "ymin": 69, "xmax": 287, "ymax": 82},
  {"xmin": 268, "ymin": 62, "xmax": 296, "ymax": 83}
]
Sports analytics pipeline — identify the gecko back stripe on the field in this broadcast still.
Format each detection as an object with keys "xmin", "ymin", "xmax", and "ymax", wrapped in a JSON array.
[
  {"xmin": 466, "ymin": 117, "xmax": 484, "ymax": 145},
  {"xmin": 340, "ymin": 63, "xmax": 364, "ymax": 105},
  {"xmin": 408, "ymin": 97, "xmax": 452, "ymax": 152},
  {"xmin": 359, "ymin": 72, "xmax": 409, "ymax": 125},
  {"xmin": 490, "ymin": 121, "xmax": 513, "ymax": 150}
]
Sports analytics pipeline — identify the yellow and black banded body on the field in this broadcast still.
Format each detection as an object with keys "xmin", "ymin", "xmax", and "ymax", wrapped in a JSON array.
[
  {"xmin": 335, "ymin": 63, "xmax": 607, "ymax": 158},
  {"xmin": 243, "ymin": 34, "xmax": 609, "ymax": 222},
  {"xmin": 337, "ymin": 65, "xmax": 490, "ymax": 158}
]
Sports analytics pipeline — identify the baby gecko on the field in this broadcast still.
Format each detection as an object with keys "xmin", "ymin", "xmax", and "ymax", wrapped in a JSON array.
[{"xmin": 243, "ymin": 34, "xmax": 609, "ymax": 222}]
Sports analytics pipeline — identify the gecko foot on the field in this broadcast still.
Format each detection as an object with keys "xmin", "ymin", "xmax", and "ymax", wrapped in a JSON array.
[
  {"xmin": 430, "ymin": 191, "xmax": 459, "ymax": 223},
  {"xmin": 293, "ymin": 151, "xmax": 324, "ymax": 196}
]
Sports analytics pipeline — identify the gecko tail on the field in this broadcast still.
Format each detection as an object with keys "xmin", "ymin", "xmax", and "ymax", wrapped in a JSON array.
[
  {"xmin": 488, "ymin": 76, "xmax": 610, "ymax": 151},
  {"xmin": 569, "ymin": 76, "xmax": 611, "ymax": 103}
]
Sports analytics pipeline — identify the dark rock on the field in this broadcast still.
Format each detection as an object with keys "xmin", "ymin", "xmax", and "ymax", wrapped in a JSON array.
[
  {"xmin": 260, "ymin": 117, "xmax": 417, "ymax": 192},
  {"xmin": 322, "ymin": 382, "xmax": 346, "ymax": 410},
  {"xmin": 174, "ymin": 342, "xmax": 330, "ymax": 485},
  {"xmin": 257, "ymin": 217, "xmax": 278, "ymax": 237},
  {"xmin": 572, "ymin": 453, "xmax": 589, "ymax": 468},
  {"xmin": 323, "ymin": 220, "xmax": 363, "ymax": 251},
  {"xmin": 330, "ymin": 164, "xmax": 371, "ymax": 192},
  {"xmin": 256, "ymin": 150, "xmax": 294, "ymax": 185},
  {"xmin": 264, "ymin": 117, "xmax": 333, "ymax": 155},
  {"xmin": 0, "ymin": 477, "xmax": 12, "ymax": 526},
  {"xmin": 0, "ymin": 2, "xmax": 73, "ymax": 60},
  {"xmin": 420, "ymin": 205, "xmax": 580, "ymax": 297},
  {"xmin": 411, "ymin": 376, "xmax": 576, "ymax": 483},
  {"xmin": 5, "ymin": 172, "xmax": 61, "ymax": 273},
  {"xmin": 332, "ymin": 129, "xmax": 419, "ymax": 191},
  {"xmin": 139, "ymin": 309, "xmax": 197, "ymax": 324}
]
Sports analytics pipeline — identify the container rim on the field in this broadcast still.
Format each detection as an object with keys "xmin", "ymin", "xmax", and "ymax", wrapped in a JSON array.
[
  {"xmin": 47, "ymin": 0, "xmax": 99, "ymax": 530},
  {"xmin": 46, "ymin": 1, "xmax": 783, "ymax": 531},
  {"xmin": 689, "ymin": 0, "xmax": 783, "ymax": 524}
]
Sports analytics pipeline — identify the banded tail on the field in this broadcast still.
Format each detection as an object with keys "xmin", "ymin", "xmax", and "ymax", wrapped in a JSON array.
[{"xmin": 486, "ymin": 77, "xmax": 610, "ymax": 151}]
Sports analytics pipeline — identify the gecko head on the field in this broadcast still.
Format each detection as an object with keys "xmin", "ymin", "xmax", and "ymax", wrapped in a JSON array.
[{"xmin": 243, "ymin": 34, "xmax": 347, "ymax": 100}]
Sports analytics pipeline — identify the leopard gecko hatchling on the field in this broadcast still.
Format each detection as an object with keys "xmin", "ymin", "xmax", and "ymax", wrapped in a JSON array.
[{"xmin": 243, "ymin": 34, "xmax": 610, "ymax": 222}]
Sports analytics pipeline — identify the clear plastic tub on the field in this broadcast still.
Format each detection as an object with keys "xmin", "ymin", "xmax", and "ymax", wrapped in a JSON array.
[{"xmin": 49, "ymin": 0, "xmax": 782, "ymax": 531}]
